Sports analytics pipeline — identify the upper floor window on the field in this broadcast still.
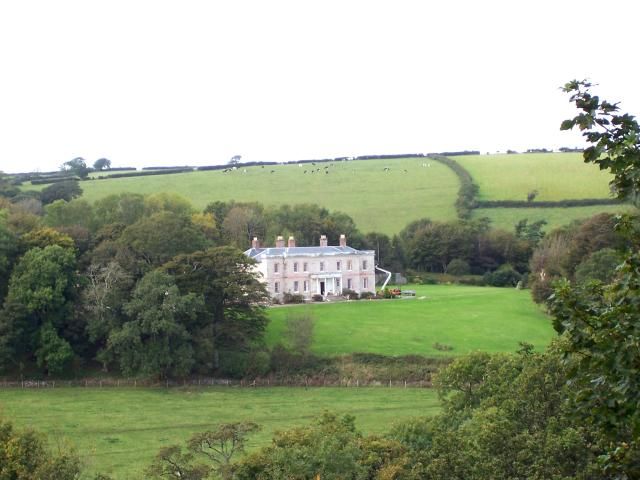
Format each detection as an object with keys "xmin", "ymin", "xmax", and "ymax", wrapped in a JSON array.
[
  {"xmin": 274, "ymin": 263, "xmax": 279, "ymax": 273},
  {"xmin": 320, "ymin": 262, "xmax": 325, "ymax": 272},
  {"xmin": 362, "ymin": 260, "xmax": 368, "ymax": 270},
  {"xmin": 336, "ymin": 261, "xmax": 341, "ymax": 271},
  {"xmin": 347, "ymin": 260, "xmax": 352, "ymax": 271},
  {"xmin": 303, "ymin": 262, "xmax": 308, "ymax": 272},
  {"xmin": 283, "ymin": 262, "xmax": 287, "ymax": 272},
  {"xmin": 293, "ymin": 262, "xmax": 298, "ymax": 272}
]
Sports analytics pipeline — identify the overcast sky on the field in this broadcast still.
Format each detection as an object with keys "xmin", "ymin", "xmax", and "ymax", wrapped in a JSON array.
[{"xmin": 1, "ymin": 0, "xmax": 638, "ymax": 173}]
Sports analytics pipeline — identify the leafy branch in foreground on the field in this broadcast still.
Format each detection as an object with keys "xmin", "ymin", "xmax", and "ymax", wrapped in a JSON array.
[{"xmin": 561, "ymin": 80, "xmax": 640, "ymax": 205}]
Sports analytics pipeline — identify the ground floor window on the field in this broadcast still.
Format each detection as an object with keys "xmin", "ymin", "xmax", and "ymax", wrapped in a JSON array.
[
  {"xmin": 336, "ymin": 278, "xmax": 341, "ymax": 289},
  {"xmin": 347, "ymin": 278, "xmax": 352, "ymax": 289},
  {"xmin": 303, "ymin": 280, "xmax": 308, "ymax": 292},
  {"xmin": 274, "ymin": 282, "xmax": 279, "ymax": 293},
  {"xmin": 363, "ymin": 278, "xmax": 368, "ymax": 289},
  {"xmin": 294, "ymin": 281, "xmax": 299, "ymax": 292}
]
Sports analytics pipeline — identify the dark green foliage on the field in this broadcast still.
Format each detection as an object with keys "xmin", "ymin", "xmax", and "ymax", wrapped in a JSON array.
[
  {"xmin": 0, "ymin": 245, "xmax": 77, "ymax": 373},
  {"xmin": 93, "ymin": 158, "xmax": 111, "ymax": 170},
  {"xmin": 446, "ymin": 258, "xmax": 470, "ymax": 275},
  {"xmin": 476, "ymin": 197, "xmax": 622, "ymax": 208},
  {"xmin": 428, "ymin": 154, "xmax": 478, "ymax": 219},
  {"xmin": 40, "ymin": 180, "xmax": 82, "ymax": 205},
  {"xmin": 61, "ymin": 157, "xmax": 90, "ymax": 179},
  {"xmin": 574, "ymin": 248, "xmax": 621, "ymax": 285},
  {"xmin": 163, "ymin": 247, "xmax": 269, "ymax": 372},
  {"xmin": 483, "ymin": 264, "xmax": 522, "ymax": 287},
  {"xmin": 561, "ymin": 80, "xmax": 640, "ymax": 205},
  {"xmin": 108, "ymin": 270, "xmax": 204, "ymax": 378}
]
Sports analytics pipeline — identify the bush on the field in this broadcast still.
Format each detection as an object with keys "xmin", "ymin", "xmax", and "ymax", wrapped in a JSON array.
[
  {"xmin": 359, "ymin": 291, "xmax": 375, "ymax": 300},
  {"xmin": 282, "ymin": 292, "xmax": 305, "ymax": 304},
  {"xmin": 483, "ymin": 264, "xmax": 522, "ymax": 287},
  {"xmin": 312, "ymin": 294, "xmax": 324, "ymax": 302},
  {"xmin": 342, "ymin": 289, "xmax": 359, "ymax": 300},
  {"xmin": 447, "ymin": 258, "xmax": 471, "ymax": 275}
]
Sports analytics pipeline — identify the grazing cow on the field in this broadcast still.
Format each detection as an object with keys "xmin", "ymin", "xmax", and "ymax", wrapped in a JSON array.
[
  {"xmin": 304, "ymin": 170, "xmax": 307, "ymax": 174},
  {"xmin": 270, "ymin": 170, "xmax": 275, "ymax": 174}
]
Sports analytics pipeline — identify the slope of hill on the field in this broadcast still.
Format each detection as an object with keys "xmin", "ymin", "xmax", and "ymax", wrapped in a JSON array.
[{"xmin": 66, "ymin": 158, "xmax": 460, "ymax": 235}]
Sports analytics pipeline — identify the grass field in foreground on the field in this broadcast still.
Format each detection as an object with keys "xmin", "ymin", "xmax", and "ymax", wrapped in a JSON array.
[
  {"xmin": 266, "ymin": 284, "xmax": 555, "ymax": 356},
  {"xmin": 0, "ymin": 387, "xmax": 440, "ymax": 479},
  {"xmin": 456, "ymin": 153, "xmax": 615, "ymax": 201},
  {"xmin": 51, "ymin": 158, "xmax": 459, "ymax": 235},
  {"xmin": 473, "ymin": 204, "xmax": 636, "ymax": 231}
]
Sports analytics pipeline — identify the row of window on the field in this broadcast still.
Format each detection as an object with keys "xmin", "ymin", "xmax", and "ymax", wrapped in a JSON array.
[
  {"xmin": 273, "ymin": 277, "xmax": 368, "ymax": 294},
  {"xmin": 273, "ymin": 260, "xmax": 368, "ymax": 273}
]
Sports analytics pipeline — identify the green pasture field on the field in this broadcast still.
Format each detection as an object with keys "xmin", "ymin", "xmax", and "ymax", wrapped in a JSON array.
[
  {"xmin": 473, "ymin": 204, "xmax": 637, "ymax": 232},
  {"xmin": 0, "ymin": 387, "xmax": 439, "ymax": 479},
  {"xmin": 456, "ymin": 153, "xmax": 615, "ymax": 201},
  {"xmin": 34, "ymin": 158, "xmax": 459, "ymax": 235},
  {"xmin": 266, "ymin": 284, "xmax": 555, "ymax": 356}
]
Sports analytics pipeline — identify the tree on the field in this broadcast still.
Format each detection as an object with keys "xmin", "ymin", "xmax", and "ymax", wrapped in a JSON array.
[
  {"xmin": 574, "ymin": 248, "xmax": 622, "ymax": 285},
  {"xmin": 107, "ymin": 270, "xmax": 203, "ymax": 378},
  {"xmin": 0, "ymin": 418, "xmax": 83, "ymax": 479},
  {"xmin": 187, "ymin": 422, "xmax": 260, "ymax": 480},
  {"xmin": 0, "ymin": 245, "xmax": 77, "ymax": 373},
  {"xmin": 118, "ymin": 211, "xmax": 208, "ymax": 276},
  {"xmin": 228, "ymin": 155, "xmax": 241, "ymax": 165},
  {"xmin": 93, "ymin": 158, "xmax": 111, "ymax": 170},
  {"xmin": 283, "ymin": 311, "xmax": 315, "ymax": 355},
  {"xmin": 163, "ymin": 247, "xmax": 269, "ymax": 371},
  {"xmin": 44, "ymin": 199, "xmax": 93, "ymax": 229},
  {"xmin": 61, "ymin": 157, "xmax": 89, "ymax": 179},
  {"xmin": 146, "ymin": 445, "xmax": 210, "ymax": 480},
  {"xmin": 40, "ymin": 180, "xmax": 82, "ymax": 205},
  {"xmin": 550, "ymin": 80, "xmax": 640, "ymax": 476}
]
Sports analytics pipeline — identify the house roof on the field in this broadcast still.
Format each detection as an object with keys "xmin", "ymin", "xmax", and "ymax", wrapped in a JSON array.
[{"xmin": 244, "ymin": 246, "xmax": 374, "ymax": 260}]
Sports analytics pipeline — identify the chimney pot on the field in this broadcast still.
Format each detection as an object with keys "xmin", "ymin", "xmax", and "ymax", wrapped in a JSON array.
[
  {"xmin": 339, "ymin": 234, "xmax": 346, "ymax": 247},
  {"xmin": 251, "ymin": 237, "xmax": 259, "ymax": 249},
  {"xmin": 275, "ymin": 235, "xmax": 285, "ymax": 248},
  {"xmin": 320, "ymin": 234, "xmax": 328, "ymax": 247},
  {"xmin": 288, "ymin": 236, "xmax": 295, "ymax": 248}
]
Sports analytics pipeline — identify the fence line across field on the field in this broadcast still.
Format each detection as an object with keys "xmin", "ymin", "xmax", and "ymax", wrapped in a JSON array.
[{"xmin": 0, "ymin": 377, "xmax": 432, "ymax": 389}]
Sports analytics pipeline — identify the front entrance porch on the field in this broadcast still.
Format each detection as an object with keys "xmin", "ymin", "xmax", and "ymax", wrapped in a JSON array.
[{"xmin": 311, "ymin": 273, "xmax": 342, "ymax": 297}]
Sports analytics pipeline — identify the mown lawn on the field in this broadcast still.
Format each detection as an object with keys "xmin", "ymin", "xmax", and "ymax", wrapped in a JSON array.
[
  {"xmin": 0, "ymin": 387, "xmax": 440, "ymax": 479},
  {"xmin": 266, "ymin": 284, "xmax": 555, "ymax": 356},
  {"xmin": 33, "ymin": 158, "xmax": 459, "ymax": 235},
  {"xmin": 455, "ymin": 153, "xmax": 615, "ymax": 201}
]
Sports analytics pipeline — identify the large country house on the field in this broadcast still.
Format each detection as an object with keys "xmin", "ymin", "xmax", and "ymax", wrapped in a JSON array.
[{"xmin": 244, "ymin": 234, "xmax": 376, "ymax": 301}]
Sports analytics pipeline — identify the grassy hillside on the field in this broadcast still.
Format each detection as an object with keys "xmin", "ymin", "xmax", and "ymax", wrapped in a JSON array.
[
  {"xmin": 0, "ymin": 387, "xmax": 440, "ymax": 478},
  {"xmin": 473, "ymin": 204, "xmax": 636, "ymax": 231},
  {"xmin": 266, "ymin": 284, "xmax": 555, "ymax": 356},
  {"xmin": 66, "ymin": 158, "xmax": 459, "ymax": 235},
  {"xmin": 456, "ymin": 153, "xmax": 615, "ymax": 201}
]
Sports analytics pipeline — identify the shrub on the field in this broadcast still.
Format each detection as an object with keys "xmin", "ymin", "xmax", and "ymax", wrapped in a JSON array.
[
  {"xmin": 342, "ymin": 289, "xmax": 359, "ymax": 300},
  {"xmin": 483, "ymin": 264, "xmax": 522, "ymax": 287},
  {"xmin": 433, "ymin": 342, "xmax": 454, "ymax": 351},
  {"xmin": 282, "ymin": 292, "xmax": 305, "ymax": 304},
  {"xmin": 447, "ymin": 258, "xmax": 471, "ymax": 275},
  {"xmin": 312, "ymin": 294, "xmax": 324, "ymax": 302},
  {"xmin": 359, "ymin": 291, "xmax": 376, "ymax": 300}
]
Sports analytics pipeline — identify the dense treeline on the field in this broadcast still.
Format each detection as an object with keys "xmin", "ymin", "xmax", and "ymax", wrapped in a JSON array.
[{"xmin": 0, "ymin": 171, "xmax": 563, "ymax": 379}]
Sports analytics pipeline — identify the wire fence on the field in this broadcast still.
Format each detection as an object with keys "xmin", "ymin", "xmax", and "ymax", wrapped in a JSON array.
[{"xmin": 0, "ymin": 377, "xmax": 432, "ymax": 389}]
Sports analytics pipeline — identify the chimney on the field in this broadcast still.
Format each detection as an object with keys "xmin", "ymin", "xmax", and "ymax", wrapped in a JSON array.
[
  {"xmin": 275, "ymin": 235, "xmax": 285, "ymax": 248},
  {"xmin": 319, "ymin": 234, "xmax": 328, "ymax": 247},
  {"xmin": 251, "ymin": 237, "xmax": 260, "ymax": 249},
  {"xmin": 339, "ymin": 234, "xmax": 346, "ymax": 247},
  {"xmin": 288, "ymin": 236, "xmax": 296, "ymax": 248}
]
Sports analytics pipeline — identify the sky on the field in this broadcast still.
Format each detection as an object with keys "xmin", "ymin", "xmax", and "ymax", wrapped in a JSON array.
[{"xmin": 1, "ymin": 0, "xmax": 639, "ymax": 173}]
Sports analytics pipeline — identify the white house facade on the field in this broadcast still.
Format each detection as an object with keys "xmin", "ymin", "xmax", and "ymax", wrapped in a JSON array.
[{"xmin": 244, "ymin": 234, "xmax": 376, "ymax": 301}]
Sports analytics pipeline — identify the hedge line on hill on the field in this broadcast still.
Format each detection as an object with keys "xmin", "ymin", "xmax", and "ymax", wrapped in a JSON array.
[
  {"xmin": 93, "ymin": 168, "xmax": 194, "ymax": 179},
  {"xmin": 427, "ymin": 154, "xmax": 479, "ymax": 219},
  {"xmin": 476, "ymin": 198, "xmax": 624, "ymax": 208}
]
